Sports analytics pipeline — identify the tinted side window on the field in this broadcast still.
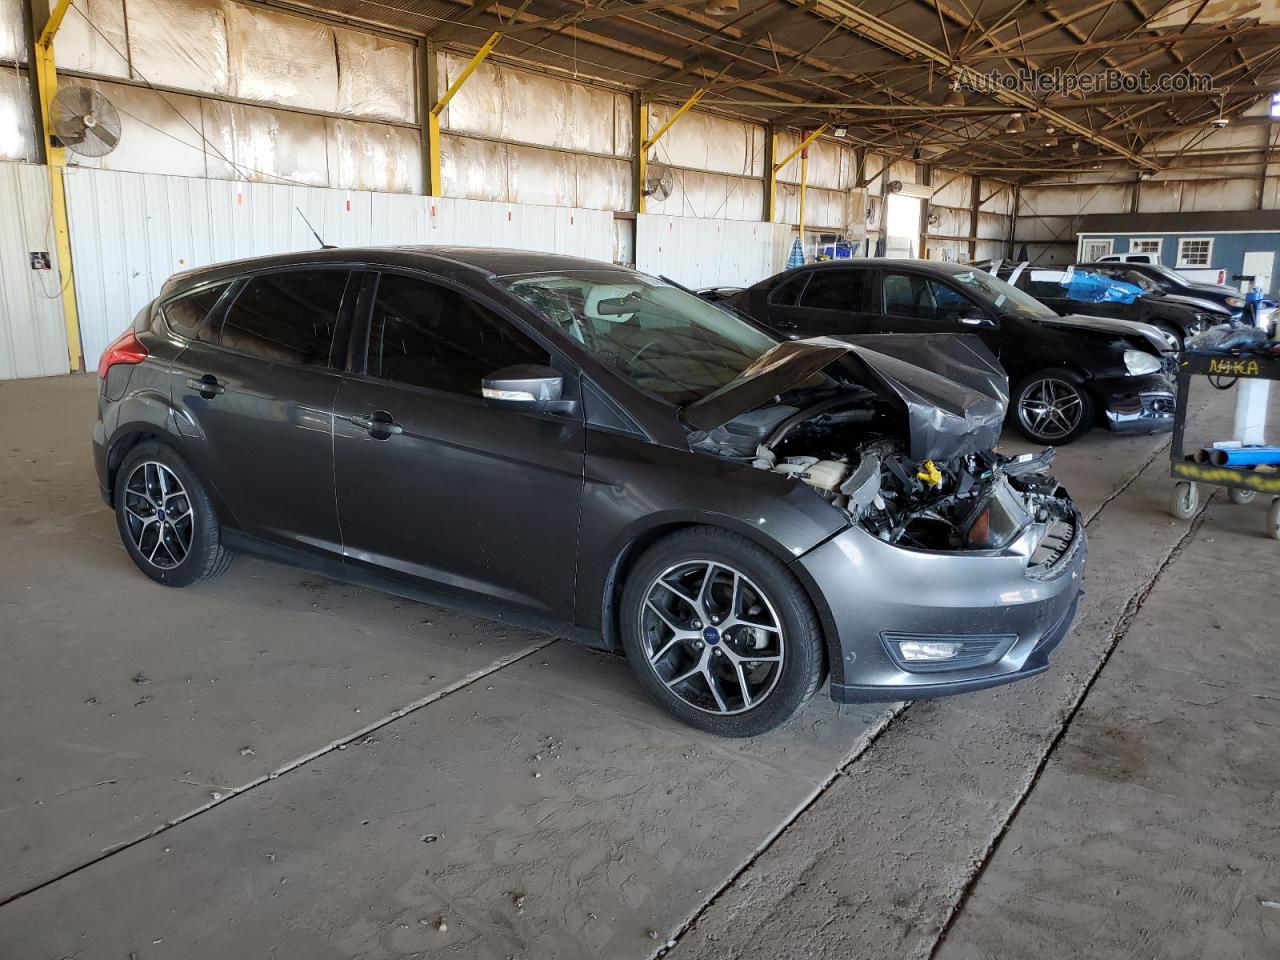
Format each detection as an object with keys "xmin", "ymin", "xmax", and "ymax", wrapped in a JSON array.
[
  {"xmin": 369, "ymin": 274, "xmax": 550, "ymax": 397},
  {"xmin": 163, "ymin": 284, "xmax": 230, "ymax": 341},
  {"xmin": 882, "ymin": 274, "xmax": 974, "ymax": 322},
  {"xmin": 768, "ymin": 273, "xmax": 810, "ymax": 306},
  {"xmin": 800, "ymin": 270, "xmax": 870, "ymax": 310},
  {"xmin": 219, "ymin": 270, "xmax": 349, "ymax": 366}
]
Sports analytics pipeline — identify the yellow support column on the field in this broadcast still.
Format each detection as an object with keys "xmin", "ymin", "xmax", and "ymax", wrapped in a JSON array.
[
  {"xmin": 772, "ymin": 125, "xmax": 827, "ymax": 263},
  {"xmin": 33, "ymin": 0, "xmax": 82, "ymax": 372},
  {"xmin": 764, "ymin": 125, "xmax": 777, "ymax": 223},
  {"xmin": 427, "ymin": 31, "xmax": 500, "ymax": 198},
  {"xmin": 798, "ymin": 149, "xmax": 808, "ymax": 259},
  {"xmin": 635, "ymin": 99, "xmax": 649, "ymax": 214}
]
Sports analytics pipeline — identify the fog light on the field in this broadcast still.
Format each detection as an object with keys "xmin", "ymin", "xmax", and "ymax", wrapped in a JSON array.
[{"xmin": 897, "ymin": 640, "xmax": 962, "ymax": 662}]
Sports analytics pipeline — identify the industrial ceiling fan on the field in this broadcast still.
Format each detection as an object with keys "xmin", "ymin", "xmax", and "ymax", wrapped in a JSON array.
[{"xmin": 51, "ymin": 86, "xmax": 122, "ymax": 158}]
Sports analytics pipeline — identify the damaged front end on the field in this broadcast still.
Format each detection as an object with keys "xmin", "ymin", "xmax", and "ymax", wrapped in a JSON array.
[{"xmin": 685, "ymin": 334, "xmax": 1080, "ymax": 567}]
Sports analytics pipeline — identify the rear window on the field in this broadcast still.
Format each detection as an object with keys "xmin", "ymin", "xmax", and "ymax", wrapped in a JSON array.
[{"xmin": 800, "ymin": 270, "xmax": 871, "ymax": 311}]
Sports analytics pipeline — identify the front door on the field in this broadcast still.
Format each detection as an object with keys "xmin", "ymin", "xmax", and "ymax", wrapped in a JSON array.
[
  {"xmin": 168, "ymin": 267, "xmax": 354, "ymax": 554},
  {"xmin": 876, "ymin": 270, "xmax": 1001, "ymax": 354},
  {"xmin": 333, "ymin": 271, "xmax": 585, "ymax": 619}
]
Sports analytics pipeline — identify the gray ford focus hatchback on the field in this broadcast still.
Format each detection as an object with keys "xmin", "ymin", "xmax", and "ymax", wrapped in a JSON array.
[{"xmin": 94, "ymin": 247, "xmax": 1086, "ymax": 736}]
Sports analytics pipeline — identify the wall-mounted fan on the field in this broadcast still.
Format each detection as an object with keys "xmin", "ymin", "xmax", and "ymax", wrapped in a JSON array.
[
  {"xmin": 865, "ymin": 195, "xmax": 882, "ymax": 230},
  {"xmin": 643, "ymin": 161, "xmax": 673, "ymax": 202},
  {"xmin": 51, "ymin": 86, "xmax": 122, "ymax": 158}
]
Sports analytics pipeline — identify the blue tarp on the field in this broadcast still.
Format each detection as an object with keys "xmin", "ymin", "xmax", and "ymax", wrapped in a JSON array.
[{"xmin": 1062, "ymin": 270, "xmax": 1142, "ymax": 304}]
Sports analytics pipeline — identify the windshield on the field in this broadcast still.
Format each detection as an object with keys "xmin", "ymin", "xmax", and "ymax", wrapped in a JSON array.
[
  {"xmin": 1144, "ymin": 263, "xmax": 1186, "ymax": 285},
  {"xmin": 496, "ymin": 269, "xmax": 777, "ymax": 406},
  {"xmin": 951, "ymin": 268, "xmax": 1057, "ymax": 320}
]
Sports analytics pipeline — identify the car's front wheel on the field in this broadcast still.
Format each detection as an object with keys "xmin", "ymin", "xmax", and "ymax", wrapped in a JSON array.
[
  {"xmin": 620, "ymin": 527, "xmax": 823, "ymax": 737},
  {"xmin": 1012, "ymin": 369, "xmax": 1094, "ymax": 445},
  {"xmin": 114, "ymin": 440, "xmax": 233, "ymax": 587}
]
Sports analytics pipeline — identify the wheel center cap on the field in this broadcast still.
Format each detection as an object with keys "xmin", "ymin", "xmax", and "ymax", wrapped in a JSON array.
[
  {"xmin": 155, "ymin": 508, "xmax": 167, "ymax": 521},
  {"xmin": 702, "ymin": 626, "xmax": 720, "ymax": 645}
]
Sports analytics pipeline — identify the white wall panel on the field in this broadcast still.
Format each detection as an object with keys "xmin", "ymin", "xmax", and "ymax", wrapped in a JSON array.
[
  {"xmin": 0, "ymin": 0, "xmax": 26, "ymax": 63},
  {"xmin": 649, "ymin": 107, "xmax": 763, "ymax": 178},
  {"xmin": 636, "ymin": 215, "xmax": 792, "ymax": 290},
  {"xmin": 65, "ymin": 167, "xmax": 614, "ymax": 366},
  {"xmin": 644, "ymin": 169, "xmax": 763, "ymax": 221},
  {"xmin": 0, "ymin": 70, "xmax": 37, "ymax": 163},
  {"xmin": 0, "ymin": 162, "xmax": 69, "ymax": 379}
]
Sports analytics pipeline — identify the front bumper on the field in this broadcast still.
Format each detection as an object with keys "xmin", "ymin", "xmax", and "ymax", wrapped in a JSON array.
[
  {"xmin": 1096, "ymin": 372, "xmax": 1175, "ymax": 434},
  {"xmin": 799, "ymin": 513, "xmax": 1086, "ymax": 703}
]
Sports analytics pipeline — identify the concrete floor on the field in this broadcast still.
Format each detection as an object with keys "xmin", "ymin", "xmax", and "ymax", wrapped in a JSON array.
[{"xmin": 0, "ymin": 373, "xmax": 1275, "ymax": 959}]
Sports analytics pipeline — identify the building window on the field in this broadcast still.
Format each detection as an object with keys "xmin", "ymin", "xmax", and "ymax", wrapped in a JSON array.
[
  {"xmin": 1081, "ymin": 238, "xmax": 1113, "ymax": 261},
  {"xmin": 1176, "ymin": 238, "xmax": 1213, "ymax": 268},
  {"xmin": 1130, "ymin": 239, "xmax": 1161, "ymax": 255}
]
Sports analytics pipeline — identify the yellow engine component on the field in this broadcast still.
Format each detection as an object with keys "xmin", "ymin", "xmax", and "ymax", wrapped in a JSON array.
[{"xmin": 916, "ymin": 460, "xmax": 943, "ymax": 487}]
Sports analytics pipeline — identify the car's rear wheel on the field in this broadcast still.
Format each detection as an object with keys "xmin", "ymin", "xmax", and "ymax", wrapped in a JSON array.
[
  {"xmin": 1012, "ymin": 369, "xmax": 1094, "ymax": 445},
  {"xmin": 620, "ymin": 527, "xmax": 823, "ymax": 737},
  {"xmin": 114, "ymin": 441, "xmax": 232, "ymax": 587}
]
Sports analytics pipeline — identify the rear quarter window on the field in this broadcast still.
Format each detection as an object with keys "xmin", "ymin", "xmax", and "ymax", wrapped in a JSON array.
[{"xmin": 162, "ymin": 283, "xmax": 231, "ymax": 341}]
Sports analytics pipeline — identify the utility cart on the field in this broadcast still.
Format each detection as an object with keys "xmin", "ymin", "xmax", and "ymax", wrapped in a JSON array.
[{"xmin": 1169, "ymin": 351, "xmax": 1280, "ymax": 539}]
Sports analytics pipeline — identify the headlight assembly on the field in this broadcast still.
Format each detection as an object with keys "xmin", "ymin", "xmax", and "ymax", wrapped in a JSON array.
[
  {"xmin": 1123, "ymin": 349, "xmax": 1162, "ymax": 376},
  {"xmin": 1225, "ymin": 296, "xmax": 1244, "ymax": 308}
]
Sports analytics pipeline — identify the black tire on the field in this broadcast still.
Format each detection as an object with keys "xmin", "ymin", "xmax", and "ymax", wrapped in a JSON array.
[
  {"xmin": 114, "ymin": 440, "xmax": 232, "ymax": 587},
  {"xmin": 1011, "ymin": 368, "xmax": 1094, "ymax": 445},
  {"xmin": 620, "ymin": 526, "xmax": 823, "ymax": 737}
]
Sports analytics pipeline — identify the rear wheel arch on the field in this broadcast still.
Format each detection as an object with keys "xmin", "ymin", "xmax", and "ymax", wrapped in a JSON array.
[{"xmin": 105, "ymin": 429, "xmax": 168, "ymax": 506}]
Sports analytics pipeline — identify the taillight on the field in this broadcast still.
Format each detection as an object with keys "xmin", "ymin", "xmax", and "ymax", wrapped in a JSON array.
[{"xmin": 98, "ymin": 329, "xmax": 148, "ymax": 379}]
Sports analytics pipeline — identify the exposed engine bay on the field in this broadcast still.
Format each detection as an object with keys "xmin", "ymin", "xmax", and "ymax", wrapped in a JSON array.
[{"xmin": 685, "ymin": 335, "xmax": 1080, "ymax": 560}]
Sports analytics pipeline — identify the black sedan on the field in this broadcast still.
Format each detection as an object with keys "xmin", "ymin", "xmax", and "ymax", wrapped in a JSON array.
[
  {"xmin": 93, "ymin": 248, "xmax": 1085, "ymax": 736},
  {"xmin": 721, "ymin": 259, "xmax": 1177, "ymax": 445},
  {"xmin": 998, "ymin": 263, "xmax": 1231, "ymax": 346},
  {"xmin": 1079, "ymin": 260, "xmax": 1246, "ymax": 317}
]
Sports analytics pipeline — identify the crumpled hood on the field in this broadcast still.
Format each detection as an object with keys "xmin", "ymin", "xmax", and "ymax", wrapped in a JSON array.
[
  {"xmin": 1160, "ymin": 292, "xmax": 1232, "ymax": 316},
  {"xmin": 1037, "ymin": 313, "xmax": 1172, "ymax": 354},
  {"xmin": 683, "ymin": 333, "xmax": 1009, "ymax": 461}
]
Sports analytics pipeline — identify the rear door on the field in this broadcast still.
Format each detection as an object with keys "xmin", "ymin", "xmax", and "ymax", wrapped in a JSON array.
[
  {"xmin": 332, "ymin": 271, "xmax": 585, "ymax": 619},
  {"xmin": 768, "ymin": 267, "xmax": 877, "ymax": 337},
  {"xmin": 168, "ymin": 267, "xmax": 355, "ymax": 554}
]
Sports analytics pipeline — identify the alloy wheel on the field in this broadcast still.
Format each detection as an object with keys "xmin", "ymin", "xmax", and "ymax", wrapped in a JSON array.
[
  {"xmin": 1018, "ymin": 377, "xmax": 1084, "ymax": 441},
  {"xmin": 122, "ymin": 461, "xmax": 194, "ymax": 570},
  {"xmin": 639, "ymin": 560, "xmax": 785, "ymax": 715}
]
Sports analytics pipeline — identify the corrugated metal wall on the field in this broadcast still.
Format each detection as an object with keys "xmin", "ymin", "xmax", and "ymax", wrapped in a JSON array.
[
  {"xmin": 0, "ymin": 162, "xmax": 70, "ymax": 379},
  {"xmin": 635, "ymin": 215, "xmax": 792, "ymax": 289},
  {"xmin": 65, "ymin": 167, "xmax": 614, "ymax": 367}
]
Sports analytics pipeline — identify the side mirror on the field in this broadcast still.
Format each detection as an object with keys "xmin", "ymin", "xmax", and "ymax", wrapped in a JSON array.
[
  {"xmin": 959, "ymin": 314, "xmax": 996, "ymax": 328},
  {"xmin": 481, "ymin": 364, "xmax": 576, "ymax": 415}
]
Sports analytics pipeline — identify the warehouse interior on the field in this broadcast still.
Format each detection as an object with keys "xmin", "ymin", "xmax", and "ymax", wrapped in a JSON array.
[{"xmin": 2, "ymin": 1, "xmax": 1280, "ymax": 957}]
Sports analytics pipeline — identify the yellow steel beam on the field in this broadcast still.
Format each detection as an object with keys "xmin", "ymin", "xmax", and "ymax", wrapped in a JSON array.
[
  {"xmin": 636, "ymin": 100, "xmax": 649, "ymax": 214},
  {"xmin": 427, "ymin": 31, "xmax": 501, "ymax": 196},
  {"xmin": 773, "ymin": 123, "xmax": 829, "ymax": 174},
  {"xmin": 430, "ymin": 32, "xmax": 501, "ymax": 117},
  {"xmin": 34, "ymin": 0, "xmax": 82, "ymax": 372},
  {"xmin": 641, "ymin": 87, "xmax": 707, "ymax": 152},
  {"xmin": 764, "ymin": 124, "xmax": 777, "ymax": 223}
]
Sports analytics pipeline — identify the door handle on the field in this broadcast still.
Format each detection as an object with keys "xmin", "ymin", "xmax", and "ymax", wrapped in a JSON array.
[
  {"xmin": 187, "ymin": 375, "xmax": 225, "ymax": 398},
  {"xmin": 350, "ymin": 411, "xmax": 403, "ymax": 438}
]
